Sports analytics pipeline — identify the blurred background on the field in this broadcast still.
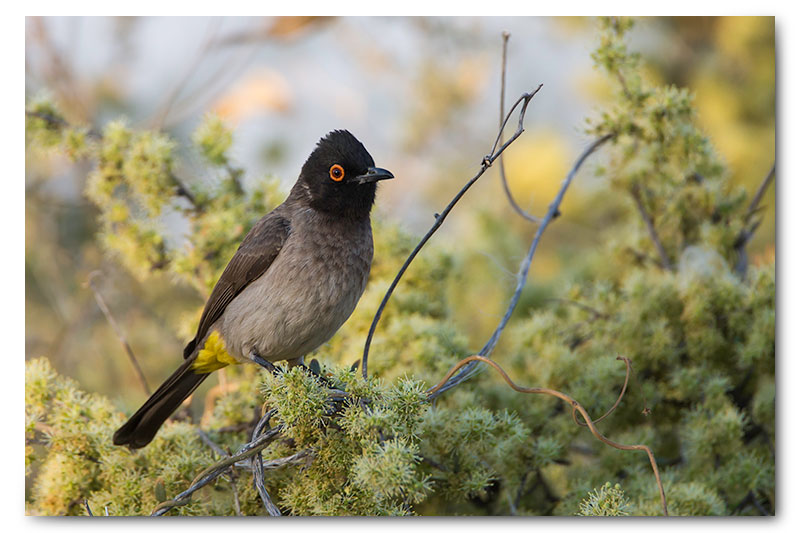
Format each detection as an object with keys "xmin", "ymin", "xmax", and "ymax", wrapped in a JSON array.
[{"xmin": 25, "ymin": 17, "xmax": 775, "ymax": 409}]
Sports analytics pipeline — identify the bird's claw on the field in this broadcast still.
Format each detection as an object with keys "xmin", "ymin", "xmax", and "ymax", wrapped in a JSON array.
[{"xmin": 250, "ymin": 350, "xmax": 279, "ymax": 375}]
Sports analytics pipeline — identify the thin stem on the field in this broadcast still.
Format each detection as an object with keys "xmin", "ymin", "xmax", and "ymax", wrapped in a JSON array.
[
  {"xmin": 498, "ymin": 32, "xmax": 540, "ymax": 223},
  {"xmin": 250, "ymin": 408, "xmax": 281, "ymax": 516},
  {"xmin": 734, "ymin": 162, "xmax": 776, "ymax": 277},
  {"xmin": 151, "ymin": 425, "xmax": 283, "ymax": 516},
  {"xmin": 630, "ymin": 184, "xmax": 673, "ymax": 271},
  {"xmin": 428, "ymin": 133, "xmax": 613, "ymax": 397},
  {"xmin": 86, "ymin": 271, "xmax": 151, "ymax": 396},
  {"xmin": 745, "ymin": 163, "xmax": 776, "ymax": 222},
  {"xmin": 572, "ymin": 356, "xmax": 631, "ymax": 427},
  {"xmin": 360, "ymin": 86, "xmax": 543, "ymax": 380}
]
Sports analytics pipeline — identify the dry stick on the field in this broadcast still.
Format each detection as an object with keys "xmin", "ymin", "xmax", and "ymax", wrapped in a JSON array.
[
  {"xmin": 250, "ymin": 408, "xmax": 281, "ymax": 516},
  {"xmin": 745, "ymin": 163, "xmax": 776, "ymax": 222},
  {"xmin": 734, "ymin": 162, "xmax": 776, "ymax": 277},
  {"xmin": 360, "ymin": 86, "xmax": 543, "ymax": 380},
  {"xmin": 630, "ymin": 184, "xmax": 674, "ymax": 271},
  {"xmin": 86, "ymin": 271, "xmax": 151, "ymax": 396},
  {"xmin": 498, "ymin": 32, "xmax": 540, "ymax": 223},
  {"xmin": 427, "ymin": 355, "xmax": 669, "ymax": 516},
  {"xmin": 152, "ymin": 425, "xmax": 284, "ymax": 516},
  {"xmin": 253, "ymin": 449, "xmax": 313, "ymax": 516},
  {"xmin": 427, "ymin": 133, "xmax": 614, "ymax": 399},
  {"xmin": 150, "ymin": 18, "xmax": 223, "ymax": 130},
  {"xmin": 571, "ymin": 356, "xmax": 630, "ymax": 427},
  {"xmin": 252, "ymin": 453, "xmax": 282, "ymax": 516},
  {"xmin": 546, "ymin": 297, "xmax": 608, "ymax": 320},
  {"xmin": 195, "ymin": 428, "xmax": 244, "ymax": 516}
]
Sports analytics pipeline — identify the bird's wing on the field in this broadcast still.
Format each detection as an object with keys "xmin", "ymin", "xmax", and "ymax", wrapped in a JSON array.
[{"xmin": 183, "ymin": 211, "xmax": 292, "ymax": 358}]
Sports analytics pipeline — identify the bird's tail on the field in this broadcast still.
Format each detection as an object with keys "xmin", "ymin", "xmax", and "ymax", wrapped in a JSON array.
[{"xmin": 113, "ymin": 356, "xmax": 209, "ymax": 449}]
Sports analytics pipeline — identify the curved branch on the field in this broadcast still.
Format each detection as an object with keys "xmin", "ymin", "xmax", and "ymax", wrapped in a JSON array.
[
  {"xmin": 571, "ymin": 356, "xmax": 630, "ymax": 427},
  {"xmin": 151, "ymin": 425, "xmax": 283, "ymax": 516},
  {"xmin": 360, "ymin": 86, "xmax": 543, "ymax": 380},
  {"xmin": 498, "ymin": 32, "xmax": 540, "ymax": 223},
  {"xmin": 426, "ymin": 355, "xmax": 668, "ymax": 516},
  {"xmin": 427, "ymin": 133, "xmax": 614, "ymax": 397}
]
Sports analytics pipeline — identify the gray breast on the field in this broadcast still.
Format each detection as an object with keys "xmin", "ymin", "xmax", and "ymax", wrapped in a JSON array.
[{"xmin": 218, "ymin": 208, "xmax": 373, "ymax": 363}]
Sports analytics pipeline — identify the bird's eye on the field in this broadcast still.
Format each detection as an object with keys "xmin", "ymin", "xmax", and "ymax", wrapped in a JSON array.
[{"xmin": 329, "ymin": 164, "xmax": 345, "ymax": 182}]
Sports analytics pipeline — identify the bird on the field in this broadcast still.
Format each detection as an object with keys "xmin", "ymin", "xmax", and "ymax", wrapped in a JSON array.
[{"xmin": 113, "ymin": 130, "xmax": 394, "ymax": 449}]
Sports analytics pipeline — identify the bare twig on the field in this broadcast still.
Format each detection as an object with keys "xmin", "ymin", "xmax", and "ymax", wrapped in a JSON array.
[
  {"xmin": 231, "ymin": 475, "xmax": 243, "ymax": 516},
  {"xmin": 427, "ymin": 133, "xmax": 614, "ymax": 398},
  {"xmin": 745, "ymin": 163, "xmax": 776, "ymax": 222},
  {"xmin": 25, "ymin": 109, "xmax": 101, "ymax": 140},
  {"xmin": 252, "ymin": 452, "xmax": 282, "ymax": 516},
  {"xmin": 195, "ymin": 428, "xmax": 244, "ymax": 515},
  {"xmin": 253, "ymin": 448, "xmax": 312, "ymax": 516},
  {"xmin": 151, "ymin": 425, "xmax": 283, "ymax": 516},
  {"xmin": 732, "ymin": 490, "xmax": 771, "ymax": 516},
  {"xmin": 426, "ymin": 355, "xmax": 669, "ymax": 516},
  {"xmin": 498, "ymin": 32, "xmax": 540, "ymax": 223},
  {"xmin": 360, "ymin": 86, "xmax": 543, "ymax": 379},
  {"xmin": 546, "ymin": 298, "xmax": 608, "ymax": 320},
  {"xmin": 250, "ymin": 408, "xmax": 282, "ymax": 516},
  {"xmin": 153, "ymin": 36, "xmax": 262, "ymax": 131},
  {"xmin": 196, "ymin": 428, "xmax": 229, "ymax": 458},
  {"xmin": 150, "ymin": 18, "xmax": 223, "ymax": 130},
  {"xmin": 571, "ymin": 356, "xmax": 631, "ymax": 427},
  {"xmin": 630, "ymin": 184, "xmax": 673, "ymax": 271},
  {"xmin": 734, "ymin": 163, "xmax": 776, "ymax": 277},
  {"xmin": 86, "ymin": 271, "xmax": 151, "ymax": 396}
]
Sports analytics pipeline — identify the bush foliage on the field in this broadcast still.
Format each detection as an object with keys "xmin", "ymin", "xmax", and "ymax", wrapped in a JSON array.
[{"xmin": 25, "ymin": 18, "xmax": 773, "ymax": 516}]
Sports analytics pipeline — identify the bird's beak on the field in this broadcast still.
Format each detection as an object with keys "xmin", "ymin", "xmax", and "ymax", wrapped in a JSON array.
[{"xmin": 353, "ymin": 167, "xmax": 394, "ymax": 185}]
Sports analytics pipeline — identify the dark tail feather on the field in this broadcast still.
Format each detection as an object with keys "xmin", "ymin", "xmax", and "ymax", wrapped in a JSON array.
[{"xmin": 113, "ymin": 357, "xmax": 209, "ymax": 449}]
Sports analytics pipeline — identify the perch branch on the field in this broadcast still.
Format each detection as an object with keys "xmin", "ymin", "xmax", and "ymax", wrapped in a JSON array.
[
  {"xmin": 253, "ymin": 448, "xmax": 313, "ymax": 516},
  {"xmin": 360, "ymin": 85, "xmax": 543, "ymax": 379},
  {"xmin": 250, "ymin": 408, "xmax": 282, "ymax": 516},
  {"xmin": 427, "ymin": 355, "xmax": 668, "ymax": 516},
  {"xmin": 498, "ymin": 32, "xmax": 540, "ymax": 223},
  {"xmin": 86, "ymin": 271, "xmax": 151, "ymax": 396},
  {"xmin": 427, "ymin": 133, "xmax": 614, "ymax": 398},
  {"xmin": 151, "ymin": 425, "xmax": 283, "ymax": 516}
]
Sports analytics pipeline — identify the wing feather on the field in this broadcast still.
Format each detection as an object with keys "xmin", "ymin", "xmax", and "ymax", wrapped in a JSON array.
[{"xmin": 183, "ymin": 212, "xmax": 291, "ymax": 358}]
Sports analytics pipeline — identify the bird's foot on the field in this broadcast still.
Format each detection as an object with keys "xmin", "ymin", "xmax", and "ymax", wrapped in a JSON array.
[
  {"xmin": 250, "ymin": 350, "xmax": 280, "ymax": 376},
  {"xmin": 252, "ymin": 352, "xmax": 339, "ymax": 391},
  {"xmin": 298, "ymin": 358, "xmax": 340, "ymax": 389}
]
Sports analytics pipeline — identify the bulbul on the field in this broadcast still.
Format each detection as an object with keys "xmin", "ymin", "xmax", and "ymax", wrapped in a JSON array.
[{"xmin": 113, "ymin": 130, "xmax": 394, "ymax": 449}]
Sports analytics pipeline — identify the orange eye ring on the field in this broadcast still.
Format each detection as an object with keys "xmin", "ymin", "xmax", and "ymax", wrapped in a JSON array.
[{"xmin": 329, "ymin": 164, "xmax": 345, "ymax": 182}]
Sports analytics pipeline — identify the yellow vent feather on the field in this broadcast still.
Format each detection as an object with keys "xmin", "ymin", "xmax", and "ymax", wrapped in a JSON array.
[{"xmin": 192, "ymin": 331, "xmax": 240, "ymax": 373}]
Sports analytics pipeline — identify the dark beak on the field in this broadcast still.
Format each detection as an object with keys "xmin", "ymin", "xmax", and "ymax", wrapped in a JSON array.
[{"xmin": 353, "ymin": 166, "xmax": 394, "ymax": 185}]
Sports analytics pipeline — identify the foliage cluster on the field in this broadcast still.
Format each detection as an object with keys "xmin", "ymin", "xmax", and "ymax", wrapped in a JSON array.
[{"xmin": 25, "ymin": 18, "xmax": 773, "ymax": 516}]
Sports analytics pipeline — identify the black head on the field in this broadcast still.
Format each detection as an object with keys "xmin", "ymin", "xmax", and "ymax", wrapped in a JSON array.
[{"xmin": 295, "ymin": 130, "xmax": 393, "ymax": 218}]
